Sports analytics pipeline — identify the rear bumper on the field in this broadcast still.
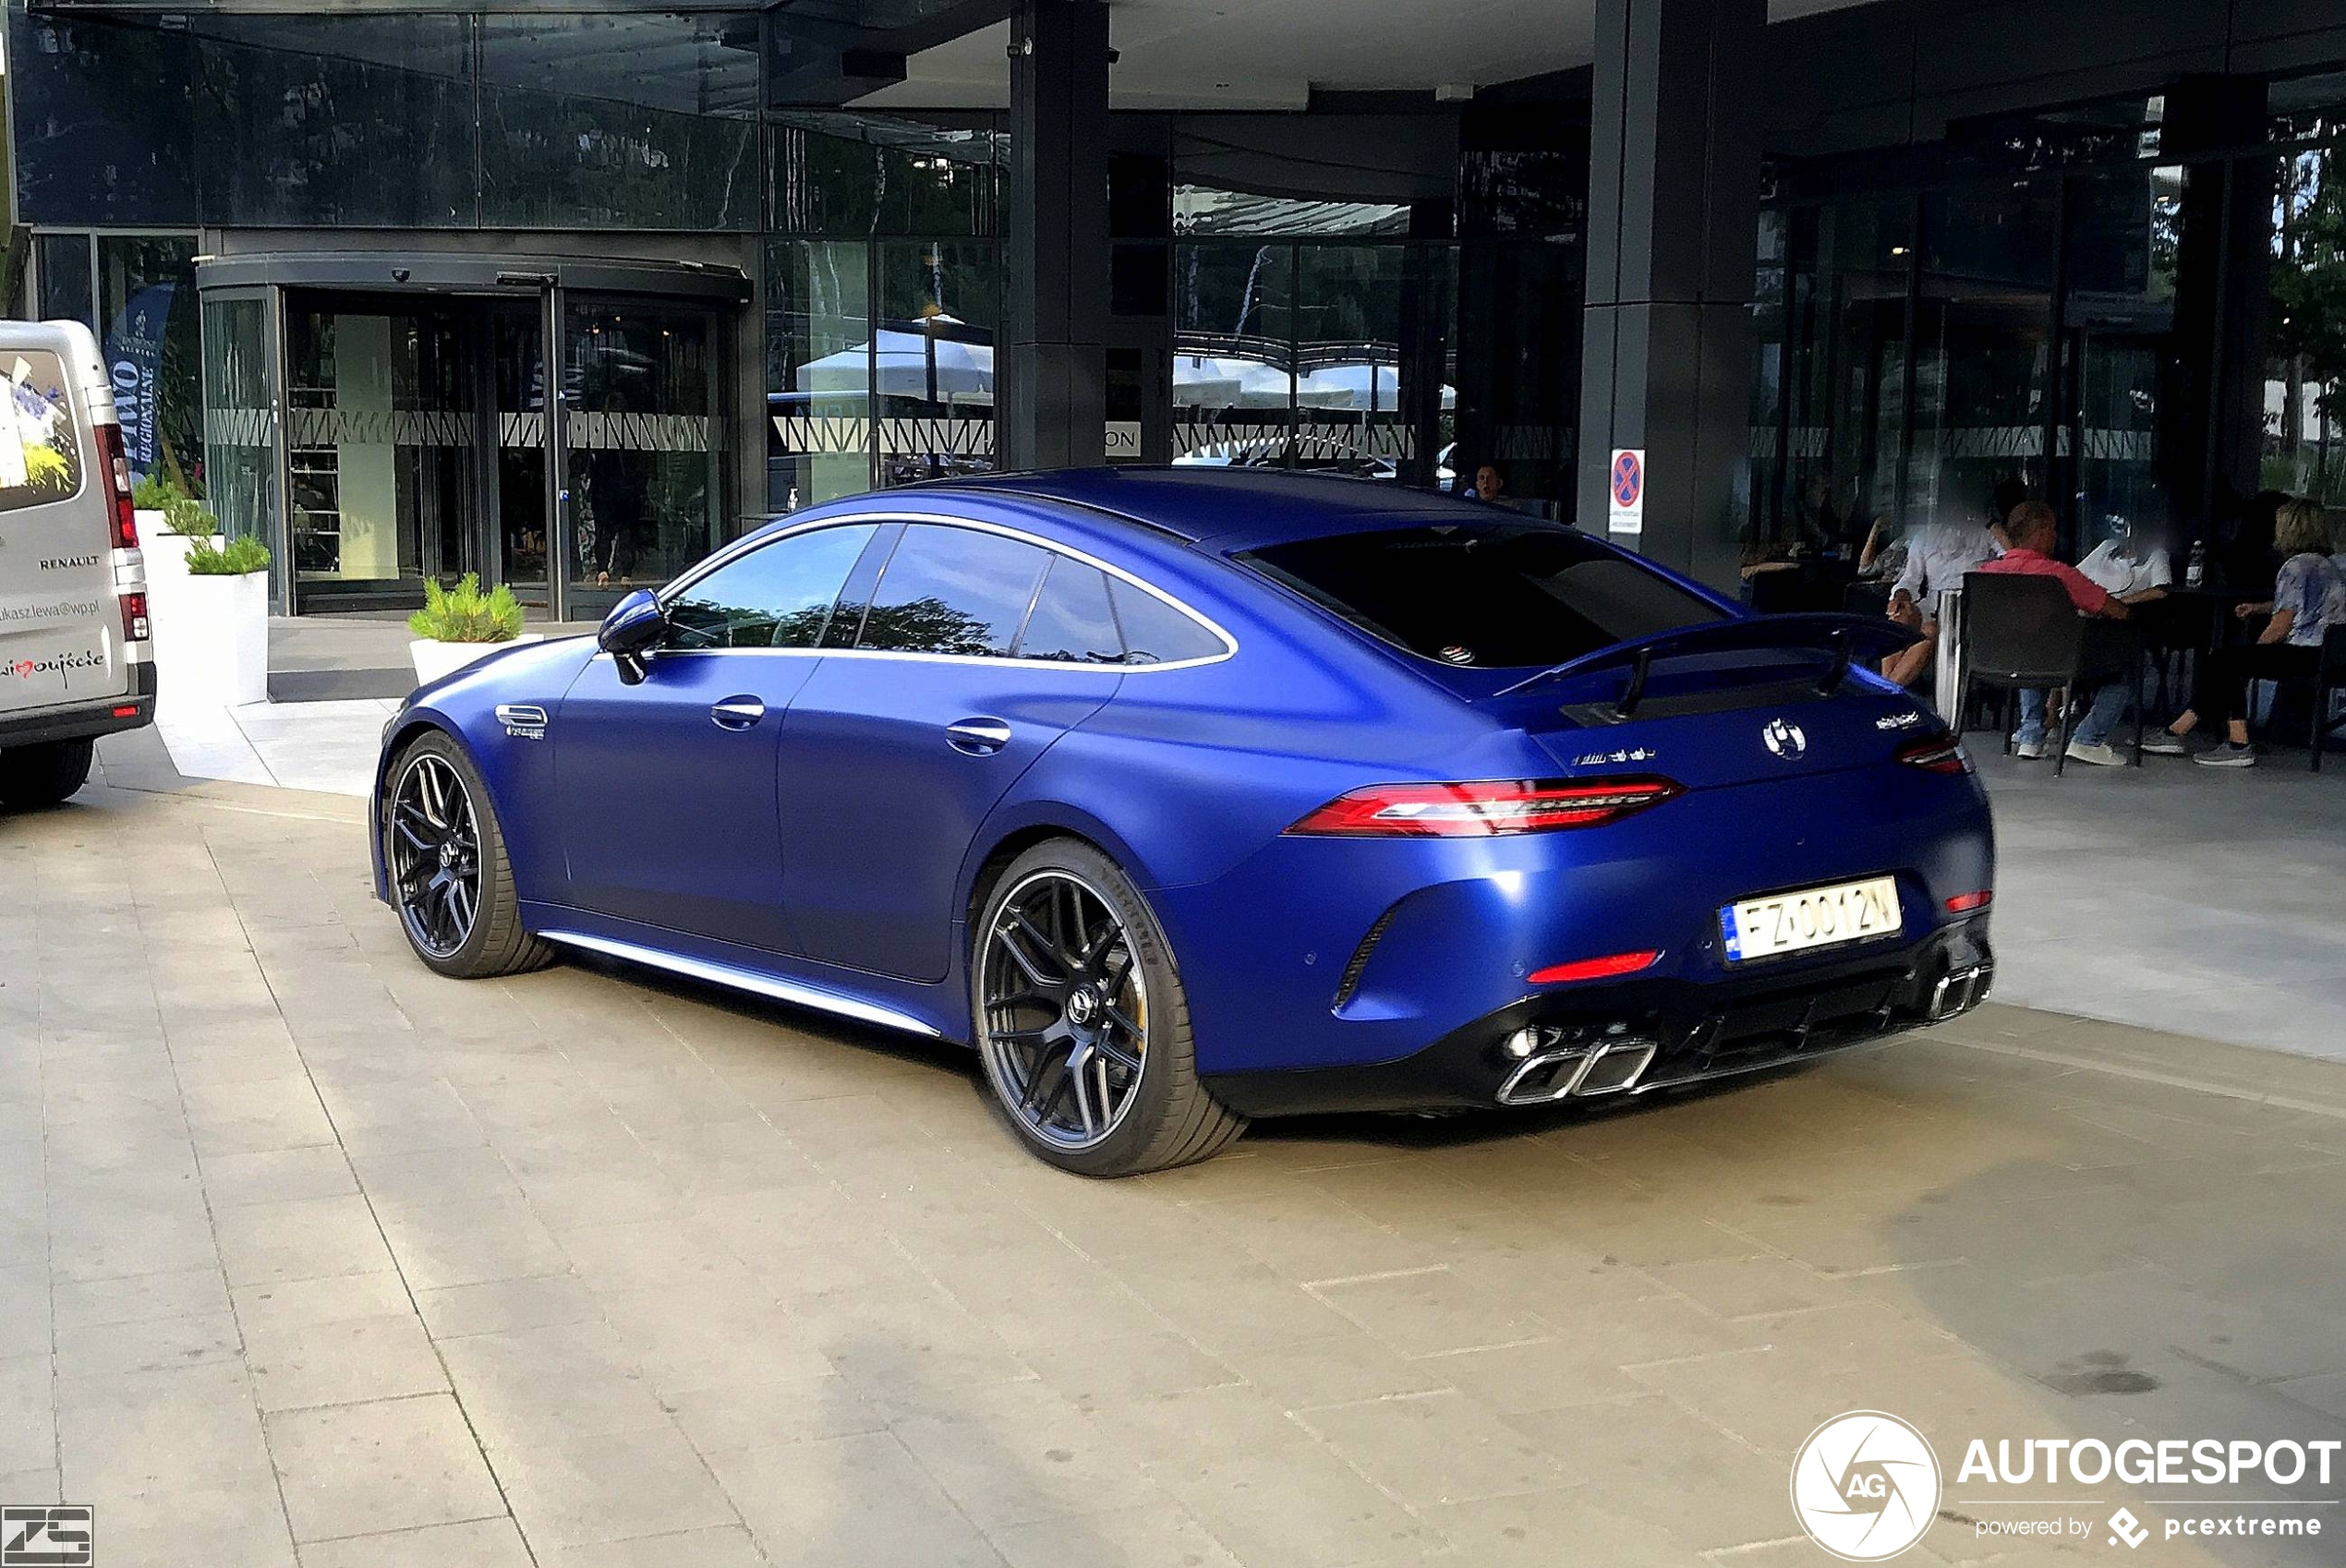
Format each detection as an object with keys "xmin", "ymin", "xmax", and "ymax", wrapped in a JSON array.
[
  {"xmin": 1203, "ymin": 915, "xmax": 1991, "ymax": 1117},
  {"xmin": 0, "ymin": 663, "xmax": 155, "ymax": 748}
]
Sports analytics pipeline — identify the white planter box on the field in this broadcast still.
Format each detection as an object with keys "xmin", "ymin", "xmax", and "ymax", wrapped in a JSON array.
[
  {"xmin": 410, "ymin": 633, "xmax": 544, "ymax": 688},
  {"xmin": 175, "ymin": 569, "xmax": 271, "ymax": 708},
  {"xmin": 142, "ymin": 531, "xmax": 220, "ymax": 598}
]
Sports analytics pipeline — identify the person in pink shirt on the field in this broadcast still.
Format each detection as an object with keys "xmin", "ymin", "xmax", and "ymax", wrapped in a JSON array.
[{"xmin": 1974, "ymin": 502, "xmax": 2135, "ymax": 766}]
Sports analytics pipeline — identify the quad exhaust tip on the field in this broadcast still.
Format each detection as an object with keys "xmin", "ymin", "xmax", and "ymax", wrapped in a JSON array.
[{"xmin": 1496, "ymin": 1036, "xmax": 1659, "ymax": 1106}]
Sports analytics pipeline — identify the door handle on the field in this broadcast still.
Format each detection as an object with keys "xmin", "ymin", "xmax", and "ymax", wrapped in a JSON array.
[
  {"xmin": 945, "ymin": 717, "xmax": 1012, "ymax": 755},
  {"xmin": 710, "ymin": 696, "xmax": 765, "ymax": 730}
]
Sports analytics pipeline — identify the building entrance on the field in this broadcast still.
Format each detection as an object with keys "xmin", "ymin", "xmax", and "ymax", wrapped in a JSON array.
[{"xmin": 197, "ymin": 254, "xmax": 748, "ymax": 620}]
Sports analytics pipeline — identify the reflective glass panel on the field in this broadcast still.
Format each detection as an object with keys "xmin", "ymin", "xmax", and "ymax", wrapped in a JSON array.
[
  {"xmin": 856, "ymin": 524, "xmax": 1046, "ymax": 656},
  {"xmin": 664, "ymin": 523, "xmax": 877, "ymax": 649},
  {"xmin": 2063, "ymin": 164, "xmax": 2185, "ymax": 550},
  {"xmin": 479, "ymin": 13, "xmax": 759, "ymax": 231},
  {"xmin": 2267, "ymin": 145, "xmax": 2346, "ymax": 507},
  {"xmin": 767, "ymin": 239, "xmax": 874, "ymax": 510},
  {"xmin": 96, "ymin": 236, "xmax": 200, "ymax": 492},
  {"xmin": 200, "ymin": 295, "xmax": 281, "ymax": 598},
  {"xmin": 1015, "ymin": 558, "xmax": 1121, "ymax": 663},
  {"xmin": 565, "ymin": 301, "xmax": 722, "ymax": 614},
  {"xmin": 34, "ymin": 236, "xmax": 93, "ymax": 330},
  {"xmin": 193, "ymin": 18, "xmax": 475, "ymax": 226},
  {"xmin": 876, "ymin": 242, "xmax": 997, "ymax": 488},
  {"xmin": 8, "ymin": 15, "xmax": 196, "ymax": 226},
  {"xmin": 1175, "ymin": 243, "xmax": 1293, "ymax": 468},
  {"xmin": 1911, "ymin": 180, "xmax": 2058, "ymax": 528},
  {"xmin": 1294, "ymin": 247, "xmax": 1410, "ymax": 480}
]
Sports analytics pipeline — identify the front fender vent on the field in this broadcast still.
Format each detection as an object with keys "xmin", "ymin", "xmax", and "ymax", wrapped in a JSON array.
[{"xmin": 1331, "ymin": 906, "xmax": 1399, "ymax": 1010}]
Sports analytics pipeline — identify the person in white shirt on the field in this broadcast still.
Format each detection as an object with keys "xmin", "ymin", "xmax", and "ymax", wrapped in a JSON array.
[
  {"xmin": 2075, "ymin": 527, "xmax": 2171, "ymax": 605},
  {"xmin": 1880, "ymin": 506, "xmax": 2007, "ymax": 687}
]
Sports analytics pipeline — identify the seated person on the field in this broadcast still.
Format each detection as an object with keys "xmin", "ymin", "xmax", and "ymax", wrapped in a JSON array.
[
  {"xmin": 1856, "ymin": 517, "xmax": 1906, "ymax": 585},
  {"xmin": 2143, "ymin": 497, "xmax": 2346, "ymax": 768},
  {"xmin": 1974, "ymin": 501, "xmax": 2135, "ymax": 766},
  {"xmin": 2075, "ymin": 522, "xmax": 2171, "ymax": 606},
  {"xmin": 1879, "ymin": 494, "xmax": 2006, "ymax": 687}
]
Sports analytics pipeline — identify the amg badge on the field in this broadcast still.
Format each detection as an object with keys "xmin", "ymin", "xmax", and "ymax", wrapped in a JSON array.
[{"xmin": 494, "ymin": 704, "xmax": 549, "ymax": 741}]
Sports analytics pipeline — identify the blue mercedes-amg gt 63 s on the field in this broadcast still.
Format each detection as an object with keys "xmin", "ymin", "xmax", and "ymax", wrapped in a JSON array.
[{"xmin": 371, "ymin": 468, "xmax": 1993, "ymax": 1176}]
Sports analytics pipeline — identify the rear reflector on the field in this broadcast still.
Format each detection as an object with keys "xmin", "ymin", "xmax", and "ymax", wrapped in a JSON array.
[
  {"xmin": 1944, "ymin": 890, "xmax": 1992, "ymax": 913},
  {"xmin": 93, "ymin": 421, "xmax": 139, "ymax": 549},
  {"xmin": 1288, "ymin": 777, "xmax": 1683, "ymax": 838},
  {"xmin": 1894, "ymin": 733, "xmax": 1969, "ymax": 774},
  {"xmin": 1529, "ymin": 950, "xmax": 1663, "ymax": 985},
  {"xmin": 112, "ymin": 705, "xmax": 139, "ymax": 718}
]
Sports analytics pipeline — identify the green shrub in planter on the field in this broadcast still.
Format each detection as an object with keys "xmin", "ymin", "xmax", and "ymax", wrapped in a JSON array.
[
  {"xmin": 133, "ymin": 474, "xmax": 220, "ymax": 537},
  {"xmin": 186, "ymin": 536, "xmax": 272, "ymax": 575},
  {"xmin": 409, "ymin": 573, "xmax": 524, "ymax": 644}
]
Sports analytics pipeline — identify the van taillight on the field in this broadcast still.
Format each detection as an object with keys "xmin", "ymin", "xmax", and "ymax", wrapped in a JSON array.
[
  {"xmin": 1287, "ymin": 777, "xmax": 1684, "ymax": 837},
  {"xmin": 93, "ymin": 421, "xmax": 139, "ymax": 549},
  {"xmin": 121, "ymin": 590, "xmax": 150, "ymax": 644}
]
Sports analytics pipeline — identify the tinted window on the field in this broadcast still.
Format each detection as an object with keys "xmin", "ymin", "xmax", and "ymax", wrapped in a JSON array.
[
  {"xmin": 1239, "ymin": 523, "xmax": 1722, "ymax": 669},
  {"xmin": 1016, "ymin": 558, "xmax": 1122, "ymax": 663},
  {"xmin": 664, "ymin": 524, "xmax": 875, "ymax": 649},
  {"xmin": 1108, "ymin": 579, "xmax": 1226, "ymax": 665},
  {"xmin": 856, "ymin": 525, "xmax": 1046, "ymax": 656},
  {"xmin": 0, "ymin": 352, "xmax": 85, "ymax": 514}
]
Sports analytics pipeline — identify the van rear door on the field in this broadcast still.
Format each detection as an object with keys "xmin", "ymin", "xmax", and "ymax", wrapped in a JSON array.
[{"xmin": 0, "ymin": 321, "xmax": 137, "ymax": 720}]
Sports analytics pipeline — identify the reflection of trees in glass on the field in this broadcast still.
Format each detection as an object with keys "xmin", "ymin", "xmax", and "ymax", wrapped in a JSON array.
[
  {"xmin": 665, "ymin": 597, "xmax": 833, "ymax": 650},
  {"xmin": 2270, "ymin": 149, "xmax": 2346, "ymax": 502},
  {"xmin": 858, "ymin": 594, "xmax": 997, "ymax": 655}
]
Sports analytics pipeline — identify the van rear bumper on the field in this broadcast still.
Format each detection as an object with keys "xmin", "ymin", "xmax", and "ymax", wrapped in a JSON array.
[{"xmin": 0, "ymin": 663, "xmax": 156, "ymax": 748}]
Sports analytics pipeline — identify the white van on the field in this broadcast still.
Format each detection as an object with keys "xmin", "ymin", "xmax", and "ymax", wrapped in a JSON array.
[{"xmin": 0, "ymin": 320, "xmax": 156, "ymax": 807}]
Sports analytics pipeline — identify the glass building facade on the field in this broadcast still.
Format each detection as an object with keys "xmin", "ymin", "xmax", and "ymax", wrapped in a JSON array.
[{"xmin": 7, "ymin": 1, "xmax": 2343, "ymax": 612}]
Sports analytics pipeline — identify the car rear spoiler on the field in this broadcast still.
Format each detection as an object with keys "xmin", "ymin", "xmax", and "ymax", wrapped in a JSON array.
[{"xmin": 1491, "ymin": 612, "xmax": 1920, "ymax": 715}]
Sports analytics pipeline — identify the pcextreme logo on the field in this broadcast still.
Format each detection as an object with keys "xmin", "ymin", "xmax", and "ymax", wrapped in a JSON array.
[{"xmin": 1791, "ymin": 1411, "xmax": 1943, "ymax": 1561}]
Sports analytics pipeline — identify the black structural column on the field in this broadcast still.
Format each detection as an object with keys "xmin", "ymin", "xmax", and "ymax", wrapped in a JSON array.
[
  {"xmin": 1001, "ymin": 0, "xmax": 1111, "ymax": 471},
  {"xmin": 1578, "ymin": 0, "xmax": 1763, "ymax": 585}
]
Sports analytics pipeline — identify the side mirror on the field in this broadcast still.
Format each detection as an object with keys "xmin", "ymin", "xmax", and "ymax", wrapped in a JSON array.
[{"xmin": 598, "ymin": 589, "xmax": 666, "ymax": 683}]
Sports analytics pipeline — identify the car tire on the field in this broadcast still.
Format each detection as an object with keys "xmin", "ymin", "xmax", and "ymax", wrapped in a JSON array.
[
  {"xmin": 972, "ymin": 838, "xmax": 1246, "ymax": 1176},
  {"xmin": 0, "ymin": 739, "xmax": 95, "ymax": 809},
  {"xmin": 382, "ymin": 730, "xmax": 552, "ymax": 980}
]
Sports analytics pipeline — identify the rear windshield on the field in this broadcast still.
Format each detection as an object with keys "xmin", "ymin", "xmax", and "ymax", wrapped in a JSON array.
[
  {"xmin": 0, "ymin": 351, "xmax": 82, "ymax": 514},
  {"xmin": 1238, "ymin": 522, "xmax": 1724, "ymax": 669}
]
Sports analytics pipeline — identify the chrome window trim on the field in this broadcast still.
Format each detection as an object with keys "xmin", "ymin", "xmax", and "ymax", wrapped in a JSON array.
[{"xmin": 651, "ymin": 510, "xmax": 1238, "ymax": 673}]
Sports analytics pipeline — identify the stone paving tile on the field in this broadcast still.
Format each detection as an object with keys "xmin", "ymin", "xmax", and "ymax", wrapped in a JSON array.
[
  {"xmin": 705, "ymin": 1431, "xmax": 1012, "ymax": 1568},
  {"xmin": 267, "ymin": 1393, "xmax": 506, "ymax": 1544},
  {"xmin": 17, "ymin": 778, "xmax": 2346, "ymax": 1566},
  {"xmin": 490, "ymin": 1422, "xmax": 737, "ymax": 1551},
  {"xmin": 296, "ymin": 1516, "xmax": 537, "ymax": 1568}
]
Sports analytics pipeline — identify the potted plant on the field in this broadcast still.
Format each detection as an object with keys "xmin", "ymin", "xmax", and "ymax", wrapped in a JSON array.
[
  {"xmin": 178, "ymin": 535, "xmax": 273, "ymax": 707},
  {"xmin": 139, "ymin": 479, "xmax": 223, "ymax": 599},
  {"xmin": 407, "ymin": 573, "xmax": 540, "ymax": 685}
]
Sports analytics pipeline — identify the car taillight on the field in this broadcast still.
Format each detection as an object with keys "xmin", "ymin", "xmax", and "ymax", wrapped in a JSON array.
[
  {"xmin": 1530, "ymin": 950, "xmax": 1663, "ymax": 984},
  {"xmin": 93, "ymin": 421, "xmax": 139, "ymax": 549},
  {"xmin": 1287, "ymin": 777, "xmax": 1683, "ymax": 838},
  {"xmin": 120, "ymin": 590, "xmax": 150, "ymax": 644},
  {"xmin": 1895, "ymin": 733, "xmax": 1970, "ymax": 775}
]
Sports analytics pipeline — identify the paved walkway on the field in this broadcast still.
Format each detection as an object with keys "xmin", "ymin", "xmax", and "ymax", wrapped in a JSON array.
[
  {"xmin": 156, "ymin": 698, "xmax": 399, "ymax": 798},
  {"xmin": 5, "ymin": 772, "xmax": 2342, "ymax": 1566},
  {"xmin": 1976, "ymin": 748, "xmax": 2346, "ymax": 1062}
]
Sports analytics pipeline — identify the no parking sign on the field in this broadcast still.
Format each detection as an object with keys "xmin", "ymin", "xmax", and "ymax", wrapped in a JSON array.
[{"xmin": 1607, "ymin": 448, "xmax": 1644, "ymax": 539}]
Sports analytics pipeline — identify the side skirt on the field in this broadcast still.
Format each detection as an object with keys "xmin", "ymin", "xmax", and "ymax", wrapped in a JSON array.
[{"xmin": 528, "ymin": 919, "xmax": 955, "ymax": 1041}]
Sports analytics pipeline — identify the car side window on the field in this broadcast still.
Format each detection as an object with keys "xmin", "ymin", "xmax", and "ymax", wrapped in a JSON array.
[
  {"xmin": 1014, "ymin": 557, "xmax": 1123, "ymax": 663},
  {"xmin": 1108, "ymin": 577, "xmax": 1225, "ymax": 665},
  {"xmin": 856, "ymin": 524, "xmax": 1048, "ymax": 657},
  {"xmin": 662, "ymin": 524, "xmax": 877, "ymax": 650}
]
